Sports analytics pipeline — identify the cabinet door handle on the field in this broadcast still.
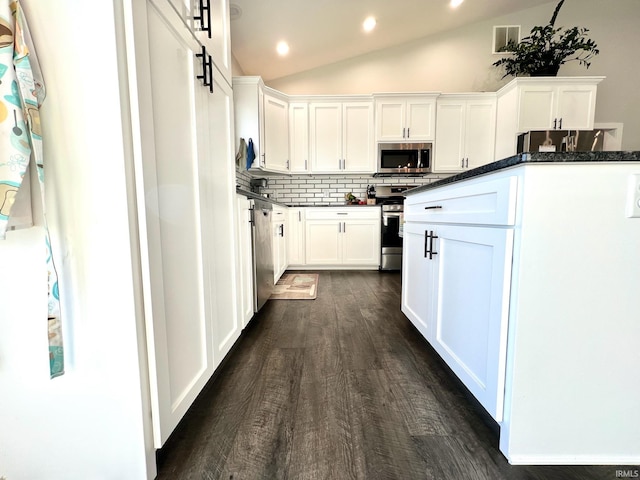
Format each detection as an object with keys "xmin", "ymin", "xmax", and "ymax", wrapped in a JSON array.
[
  {"xmin": 559, "ymin": 118, "xmax": 563, "ymax": 129},
  {"xmin": 461, "ymin": 158, "xmax": 464, "ymax": 168},
  {"xmin": 298, "ymin": 211, "xmax": 301, "ymax": 222},
  {"xmin": 424, "ymin": 205, "xmax": 443, "ymax": 210},
  {"xmin": 338, "ymin": 222, "xmax": 342, "ymax": 233},
  {"xmin": 424, "ymin": 230, "xmax": 439, "ymax": 259},
  {"xmin": 206, "ymin": 55, "xmax": 213, "ymax": 93},
  {"xmin": 305, "ymin": 159, "xmax": 308, "ymax": 170},
  {"xmin": 402, "ymin": 127, "xmax": 406, "ymax": 139},
  {"xmin": 195, "ymin": 46, "xmax": 211, "ymax": 90},
  {"xmin": 407, "ymin": 127, "xmax": 410, "ymax": 138},
  {"xmin": 286, "ymin": 159, "xmax": 290, "ymax": 170},
  {"xmin": 194, "ymin": 0, "xmax": 212, "ymax": 38},
  {"xmin": 554, "ymin": 118, "xmax": 558, "ymax": 130},
  {"xmin": 424, "ymin": 230, "xmax": 429, "ymax": 258},
  {"xmin": 343, "ymin": 222, "xmax": 346, "ymax": 233},
  {"xmin": 428, "ymin": 231, "xmax": 438, "ymax": 259}
]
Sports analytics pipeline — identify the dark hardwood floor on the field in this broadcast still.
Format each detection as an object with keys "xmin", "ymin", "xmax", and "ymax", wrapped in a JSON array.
[{"xmin": 156, "ymin": 271, "xmax": 620, "ymax": 480}]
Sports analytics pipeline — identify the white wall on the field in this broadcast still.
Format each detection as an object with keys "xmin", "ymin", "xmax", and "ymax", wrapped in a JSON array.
[
  {"xmin": 268, "ymin": 0, "xmax": 640, "ymax": 150},
  {"xmin": 0, "ymin": 1, "xmax": 153, "ymax": 479}
]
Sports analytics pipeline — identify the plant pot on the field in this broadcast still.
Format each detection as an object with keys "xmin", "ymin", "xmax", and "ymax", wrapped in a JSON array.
[{"xmin": 531, "ymin": 64, "xmax": 560, "ymax": 76}]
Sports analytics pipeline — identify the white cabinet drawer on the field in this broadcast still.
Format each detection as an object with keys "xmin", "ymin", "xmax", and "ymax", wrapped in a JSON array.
[
  {"xmin": 304, "ymin": 206, "xmax": 380, "ymax": 220},
  {"xmin": 272, "ymin": 206, "xmax": 287, "ymax": 219},
  {"xmin": 405, "ymin": 176, "xmax": 517, "ymax": 226}
]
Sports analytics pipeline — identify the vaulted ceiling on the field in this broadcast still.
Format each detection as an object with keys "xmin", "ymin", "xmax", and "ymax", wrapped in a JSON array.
[{"xmin": 229, "ymin": 0, "xmax": 553, "ymax": 81}]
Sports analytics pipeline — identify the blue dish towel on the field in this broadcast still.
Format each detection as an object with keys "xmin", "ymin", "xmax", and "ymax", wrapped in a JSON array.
[{"xmin": 246, "ymin": 138, "xmax": 255, "ymax": 170}]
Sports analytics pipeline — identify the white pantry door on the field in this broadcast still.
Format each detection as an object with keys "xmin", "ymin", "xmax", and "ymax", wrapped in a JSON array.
[{"xmin": 139, "ymin": 0, "xmax": 216, "ymax": 447}]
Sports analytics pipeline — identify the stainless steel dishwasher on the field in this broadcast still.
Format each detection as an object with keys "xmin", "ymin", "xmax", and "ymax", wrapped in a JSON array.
[{"xmin": 250, "ymin": 198, "xmax": 274, "ymax": 312}]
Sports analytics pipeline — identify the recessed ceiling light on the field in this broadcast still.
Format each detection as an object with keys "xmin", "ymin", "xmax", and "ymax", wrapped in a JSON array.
[
  {"xmin": 363, "ymin": 16, "xmax": 377, "ymax": 32},
  {"xmin": 276, "ymin": 41, "xmax": 290, "ymax": 56},
  {"xmin": 450, "ymin": 0, "xmax": 464, "ymax": 7},
  {"xmin": 229, "ymin": 3, "xmax": 242, "ymax": 21}
]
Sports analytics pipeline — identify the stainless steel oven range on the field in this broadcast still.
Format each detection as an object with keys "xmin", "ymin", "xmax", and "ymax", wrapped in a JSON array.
[{"xmin": 375, "ymin": 185, "xmax": 416, "ymax": 271}]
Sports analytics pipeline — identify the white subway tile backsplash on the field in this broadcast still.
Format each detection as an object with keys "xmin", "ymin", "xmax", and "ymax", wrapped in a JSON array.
[{"xmin": 236, "ymin": 169, "xmax": 449, "ymax": 206}]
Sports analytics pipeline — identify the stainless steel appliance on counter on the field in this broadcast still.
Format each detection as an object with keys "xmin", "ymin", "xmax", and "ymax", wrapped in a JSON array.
[
  {"xmin": 378, "ymin": 143, "xmax": 432, "ymax": 174},
  {"xmin": 517, "ymin": 129, "xmax": 605, "ymax": 153},
  {"xmin": 250, "ymin": 198, "xmax": 274, "ymax": 312},
  {"xmin": 376, "ymin": 185, "xmax": 415, "ymax": 271}
]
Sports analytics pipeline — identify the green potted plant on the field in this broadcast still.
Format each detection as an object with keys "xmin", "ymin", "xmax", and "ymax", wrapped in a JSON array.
[{"xmin": 493, "ymin": 0, "xmax": 599, "ymax": 78}]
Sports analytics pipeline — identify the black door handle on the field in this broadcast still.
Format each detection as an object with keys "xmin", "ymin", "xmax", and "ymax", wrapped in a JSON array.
[
  {"xmin": 194, "ymin": 0, "xmax": 211, "ymax": 38},
  {"xmin": 424, "ymin": 230, "xmax": 438, "ymax": 259},
  {"xmin": 195, "ymin": 46, "xmax": 213, "ymax": 92}
]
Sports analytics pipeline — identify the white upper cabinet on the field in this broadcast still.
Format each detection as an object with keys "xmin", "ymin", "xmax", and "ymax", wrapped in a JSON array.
[
  {"xmin": 309, "ymin": 103, "xmax": 342, "ymax": 173},
  {"xmin": 374, "ymin": 95, "xmax": 438, "ymax": 142},
  {"xmin": 263, "ymin": 93, "xmax": 290, "ymax": 173},
  {"xmin": 518, "ymin": 83, "xmax": 599, "ymax": 131},
  {"xmin": 233, "ymin": 77, "xmax": 290, "ymax": 174},
  {"xmin": 202, "ymin": 0, "xmax": 232, "ymax": 83},
  {"xmin": 434, "ymin": 94, "xmax": 497, "ymax": 173},
  {"xmin": 165, "ymin": 0, "xmax": 232, "ymax": 83},
  {"xmin": 289, "ymin": 102, "xmax": 309, "ymax": 173},
  {"xmin": 495, "ymin": 76, "xmax": 604, "ymax": 159},
  {"xmin": 309, "ymin": 101, "xmax": 375, "ymax": 174}
]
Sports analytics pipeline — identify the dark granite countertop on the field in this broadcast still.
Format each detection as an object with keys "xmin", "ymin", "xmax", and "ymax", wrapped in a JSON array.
[
  {"xmin": 405, "ymin": 151, "xmax": 640, "ymax": 196},
  {"xmin": 235, "ymin": 187, "xmax": 289, "ymax": 207}
]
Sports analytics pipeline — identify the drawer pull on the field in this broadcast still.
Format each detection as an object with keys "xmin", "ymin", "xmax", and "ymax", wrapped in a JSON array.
[
  {"xmin": 424, "ymin": 205, "xmax": 443, "ymax": 210},
  {"xmin": 337, "ymin": 212, "xmax": 348, "ymax": 215}
]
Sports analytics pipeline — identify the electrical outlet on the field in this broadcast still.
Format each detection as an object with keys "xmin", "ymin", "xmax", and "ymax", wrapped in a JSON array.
[{"xmin": 626, "ymin": 174, "xmax": 640, "ymax": 218}]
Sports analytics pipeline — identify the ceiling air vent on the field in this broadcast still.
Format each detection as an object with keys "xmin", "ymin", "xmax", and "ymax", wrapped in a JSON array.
[{"xmin": 492, "ymin": 25, "xmax": 520, "ymax": 54}]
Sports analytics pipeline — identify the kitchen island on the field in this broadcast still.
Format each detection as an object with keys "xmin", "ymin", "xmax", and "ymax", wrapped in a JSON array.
[{"xmin": 402, "ymin": 152, "xmax": 640, "ymax": 465}]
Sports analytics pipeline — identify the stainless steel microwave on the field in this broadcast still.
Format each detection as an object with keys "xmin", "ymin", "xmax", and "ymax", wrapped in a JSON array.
[{"xmin": 378, "ymin": 142, "xmax": 432, "ymax": 174}]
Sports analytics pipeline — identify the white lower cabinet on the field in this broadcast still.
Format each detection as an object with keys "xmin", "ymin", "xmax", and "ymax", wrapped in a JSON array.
[
  {"xmin": 402, "ymin": 221, "xmax": 513, "ymax": 421},
  {"xmin": 272, "ymin": 205, "xmax": 288, "ymax": 282},
  {"xmin": 401, "ymin": 223, "xmax": 435, "ymax": 339},
  {"xmin": 402, "ymin": 162, "xmax": 640, "ymax": 465},
  {"xmin": 235, "ymin": 194, "xmax": 254, "ymax": 328},
  {"xmin": 287, "ymin": 207, "xmax": 306, "ymax": 266},
  {"xmin": 304, "ymin": 207, "xmax": 380, "ymax": 268},
  {"xmin": 305, "ymin": 220, "xmax": 341, "ymax": 264},
  {"xmin": 403, "ymin": 176, "xmax": 516, "ymax": 423}
]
